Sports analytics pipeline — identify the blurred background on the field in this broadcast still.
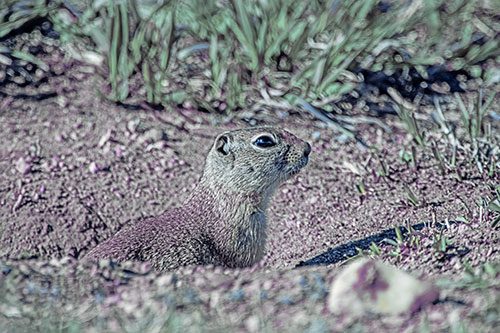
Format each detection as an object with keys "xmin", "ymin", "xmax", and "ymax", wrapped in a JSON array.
[{"xmin": 1, "ymin": 0, "xmax": 499, "ymax": 133}]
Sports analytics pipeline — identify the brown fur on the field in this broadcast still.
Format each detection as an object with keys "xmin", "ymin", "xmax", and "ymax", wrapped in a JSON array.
[{"xmin": 85, "ymin": 127, "xmax": 310, "ymax": 270}]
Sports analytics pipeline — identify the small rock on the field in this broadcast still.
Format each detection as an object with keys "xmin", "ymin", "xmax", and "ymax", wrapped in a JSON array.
[
  {"xmin": 327, "ymin": 258, "xmax": 439, "ymax": 316},
  {"xmin": 56, "ymin": 96, "xmax": 68, "ymax": 108},
  {"xmin": 1, "ymin": 96, "xmax": 13, "ymax": 109},
  {"xmin": 69, "ymin": 131, "xmax": 78, "ymax": 141},
  {"xmin": 98, "ymin": 129, "xmax": 112, "ymax": 148},
  {"xmin": 127, "ymin": 119, "xmax": 140, "ymax": 133},
  {"xmin": 81, "ymin": 51, "xmax": 104, "ymax": 67},
  {"xmin": 57, "ymin": 8, "xmax": 78, "ymax": 25},
  {"xmin": 15, "ymin": 157, "xmax": 31, "ymax": 174},
  {"xmin": 0, "ymin": 305, "xmax": 21, "ymax": 318},
  {"xmin": 138, "ymin": 128, "xmax": 166, "ymax": 145},
  {"xmin": 0, "ymin": 54, "xmax": 12, "ymax": 66},
  {"xmin": 155, "ymin": 273, "xmax": 174, "ymax": 287},
  {"xmin": 262, "ymin": 280, "xmax": 273, "ymax": 290},
  {"xmin": 245, "ymin": 315, "xmax": 260, "ymax": 332},
  {"xmin": 114, "ymin": 146, "xmax": 125, "ymax": 157},
  {"xmin": 54, "ymin": 132, "xmax": 64, "ymax": 142},
  {"xmin": 146, "ymin": 140, "xmax": 166, "ymax": 151},
  {"xmin": 89, "ymin": 162, "xmax": 100, "ymax": 174}
]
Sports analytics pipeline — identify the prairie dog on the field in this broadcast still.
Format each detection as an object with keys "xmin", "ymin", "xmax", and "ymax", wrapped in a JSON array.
[{"xmin": 86, "ymin": 127, "xmax": 311, "ymax": 270}]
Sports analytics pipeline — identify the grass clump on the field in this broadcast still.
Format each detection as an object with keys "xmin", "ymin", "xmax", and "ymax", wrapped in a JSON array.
[
  {"xmin": 0, "ymin": 0, "xmax": 53, "ymax": 39},
  {"xmin": 2, "ymin": 0, "xmax": 499, "ymax": 117},
  {"xmin": 58, "ymin": 0, "xmax": 179, "ymax": 105}
]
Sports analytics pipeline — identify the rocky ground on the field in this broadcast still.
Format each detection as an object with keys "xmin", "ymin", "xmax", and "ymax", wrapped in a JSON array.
[{"xmin": 0, "ymin": 23, "xmax": 499, "ymax": 332}]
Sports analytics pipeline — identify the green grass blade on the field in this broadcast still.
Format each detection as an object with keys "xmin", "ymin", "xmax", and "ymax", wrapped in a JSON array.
[
  {"xmin": 109, "ymin": 4, "xmax": 120, "ymax": 98},
  {"xmin": 404, "ymin": 185, "xmax": 421, "ymax": 206},
  {"xmin": 395, "ymin": 227, "xmax": 403, "ymax": 243},
  {"xmin": 11, "ymin": 50, "xmax": 49, "ymax": 71},
  {"xmin": 117, "ymin": 1, "xmax": 130, "ymax": 100},
  {"xmin": 232, "ymin": 0, "xmax": 255, "ymax": 46}
]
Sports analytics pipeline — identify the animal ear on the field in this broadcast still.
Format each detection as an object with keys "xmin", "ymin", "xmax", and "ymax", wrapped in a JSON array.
[{"xmin": 215, "ymin": 134, "xmax": 231, "ymax": 155}]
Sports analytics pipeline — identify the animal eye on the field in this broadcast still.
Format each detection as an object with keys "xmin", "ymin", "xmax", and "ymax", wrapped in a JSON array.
[{"xmin": 254, "ymin": 135, "xmax": 276, "ymax": 148}]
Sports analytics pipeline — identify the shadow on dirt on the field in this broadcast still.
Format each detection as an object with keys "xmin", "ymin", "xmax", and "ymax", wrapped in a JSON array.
[{"xmin": 297, "ymin": 221, "xmax": 470, "ymax": 267}]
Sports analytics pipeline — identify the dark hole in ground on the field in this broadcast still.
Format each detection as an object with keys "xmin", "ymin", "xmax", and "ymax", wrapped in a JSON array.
[
  {"xmin": 0, "ymin": 90, "xmax": 57, "ymax": 101},
  {"xmin": 297, "ymin": 220, "xmax": 469, "ymax": 267}
]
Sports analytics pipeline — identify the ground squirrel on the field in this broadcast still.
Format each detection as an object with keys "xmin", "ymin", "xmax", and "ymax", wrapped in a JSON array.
[{"xmin": 86, "ymin": 126, "xmax": 310, "ymax": 270}]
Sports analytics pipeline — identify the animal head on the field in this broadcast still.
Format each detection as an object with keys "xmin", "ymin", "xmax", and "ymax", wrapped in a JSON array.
[{"xmin": 201, "ymin": 127, "xmax": 311, "ymax": 195}]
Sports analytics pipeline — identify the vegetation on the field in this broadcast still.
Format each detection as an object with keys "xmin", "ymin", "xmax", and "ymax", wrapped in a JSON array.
[{"xmin": 1, "ymin": 0, "xmax": 499, "ymax": 113}]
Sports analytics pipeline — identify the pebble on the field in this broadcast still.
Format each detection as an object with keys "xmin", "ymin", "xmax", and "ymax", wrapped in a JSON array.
[
  {"xmin": 146, "ymin": 141, "xmax": 166, "ymax": 151},
  {"xmin": 98, "ymin": 129, "xmax": 112, "ymax": 147},
  {"xmin": 138, "ymin": 128, "xmax": 166, "ymax": 145},
  {"xmin": 89, "ymin": 162, "xmax": 100, "ymax": 174},
  {"xmin": 114, "ymin": 146, "xmax": 125, "ymax": 157},
  {"xmin": 15, "ymin": 157, "xmax": 31, "ymax": 174},
  {"xmin": 245, "ymin": 315, "xmax": 260, "ymax": 332}
]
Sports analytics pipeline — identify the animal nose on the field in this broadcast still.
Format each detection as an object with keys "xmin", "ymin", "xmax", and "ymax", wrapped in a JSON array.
[{"xmin": 304, "ymin": 142, "xmax": 311, "ymax": 157}]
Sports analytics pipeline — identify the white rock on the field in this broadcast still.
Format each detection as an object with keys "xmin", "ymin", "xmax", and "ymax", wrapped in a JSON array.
[
  {"xmin": 15, "ymin": 157, "xmax": 31, "ymax": 174},
  {"xmin": 89, "ymin": 162, "xmax": 100, "ymax": 174},
  {"xmin": 327, "ymin": 258, "xmax": 439, "ymax": 316}
]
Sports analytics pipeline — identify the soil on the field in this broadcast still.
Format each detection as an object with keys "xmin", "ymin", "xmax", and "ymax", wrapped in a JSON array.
[{"xmin": 1, "ymin": 26, "xmax": 499, "ymax": 332}]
